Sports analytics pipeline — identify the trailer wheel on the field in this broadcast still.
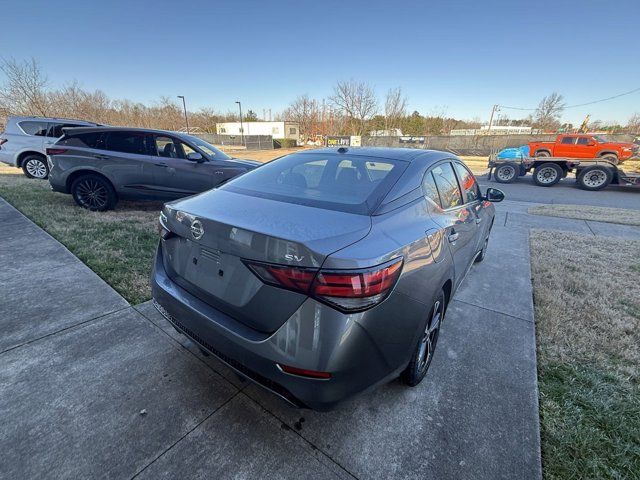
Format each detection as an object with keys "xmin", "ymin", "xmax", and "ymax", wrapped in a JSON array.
[
  {"xmin": 533, "ymin": 163, "xmax": 562, "ymax": 187},
  {"xmin": 494, "ymin": 163, "xmax": 518, "ymax": 183},
  {"xmin": 577, "ymin": 166, "xmax": 613, "ymax": 191}
]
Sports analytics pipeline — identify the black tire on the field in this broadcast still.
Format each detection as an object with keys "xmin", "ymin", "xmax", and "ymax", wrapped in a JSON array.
[
  {"xmin": 21, "ymin": 154, "xmax": 49, "ymax": 179},
  {"xmin": 401, "ymin": 290, "xmax": 446, "ymax": 387},
  {"xmin": 71, "ymin": 174, "xmax": 118, "ymax": 211},
  {"xmin": 533, "ymin": 162, "xmax": 563, "ymax": 187},
  {"xmin": 599, "ymin": 153, "xmax": 618, "ymax": 165},
  {"xmin": 576, "ymin": 166, "xmax": 613, "ymax": 191},
  {"xmin": 493, "ymin": 163, "xmax": 518, "ymax": 184},
  {"xmin": 534, "ymin": 150, "xmax": 551, "ymax": 158}
]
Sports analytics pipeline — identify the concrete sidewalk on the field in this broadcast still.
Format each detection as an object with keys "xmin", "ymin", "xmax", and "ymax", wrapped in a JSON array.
[{"xmin": 0, "ymin": 198, "xmax": 542, "ymax": 479}]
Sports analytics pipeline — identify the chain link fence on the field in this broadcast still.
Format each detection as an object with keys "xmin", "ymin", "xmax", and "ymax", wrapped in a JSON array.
[{"xmin": 194, "ymin": 133, "xmax": 274, "ymax": 151}]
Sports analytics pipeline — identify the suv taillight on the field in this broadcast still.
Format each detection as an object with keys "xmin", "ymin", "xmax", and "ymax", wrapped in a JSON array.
[
  {"xmin": 46, "ymin": 148, "xmax": 67, "ymax": 155},
  {"xmin": 244, "ymin": 257, "xmax": 403, "ymax": 313}
]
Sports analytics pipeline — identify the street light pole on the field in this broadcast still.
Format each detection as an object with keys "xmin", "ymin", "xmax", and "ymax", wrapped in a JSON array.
[
  {"xmin": 235, "ymin": 101, "xmax": 244, "ymax": 145},
  {"xmin": 177, "ymin": 95, "xmax": 189, "ymax": 134}
]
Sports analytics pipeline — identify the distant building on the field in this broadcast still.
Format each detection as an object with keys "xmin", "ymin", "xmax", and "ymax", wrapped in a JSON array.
[{"xmin": 216, "ymin": 121, "xmax": 300, "ymax": 142}]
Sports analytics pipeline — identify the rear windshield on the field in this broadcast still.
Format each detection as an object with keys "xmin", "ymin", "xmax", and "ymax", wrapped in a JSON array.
[{"xmin": 222, "ymin": 153, "xmax": 408, "ymax": 214}]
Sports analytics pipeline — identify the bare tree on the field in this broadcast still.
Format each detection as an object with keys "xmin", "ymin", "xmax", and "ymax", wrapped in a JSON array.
[
  {"xmin": 0, "ymin": 57, "xmax": 50, "ymax": 116},
  {"xmin": 329, "ymin": 80, "xmax": 378, "ymax": 135},
  {"xmin": 627, "ymin": 113, "xmax": 640, "ymax": 134},
  {"xmin": 533, "ymin": 92, "xmax": 565, "ymax": 131},
  {"xmin": 384, "ymin": 87, "xmax": 407, "ymax": 132},
  {"xmin": 283, "ymin": 94, "xmax": 319, "ymax": 140}
]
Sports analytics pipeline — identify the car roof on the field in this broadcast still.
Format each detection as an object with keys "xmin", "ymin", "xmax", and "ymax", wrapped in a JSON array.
[
  {"xmin": 297, "ymin": 146, "xmax": 455, "ymax": 164},
  {"xmin": 59, "ymin": 126, "xmax": 188, "ymax": 137},
  {"xmin": 9, "ymin": 115, "xmax": 97, "ymax": 124}
]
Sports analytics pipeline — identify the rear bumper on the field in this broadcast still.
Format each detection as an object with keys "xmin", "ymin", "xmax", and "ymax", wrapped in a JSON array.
[
  {"xmin": 151, "ymin": 243, "xmax": 417, "ymax": 410},
  {"xmin": 0, "ymin": 150, "xmax": 16, "ymax": 167}
]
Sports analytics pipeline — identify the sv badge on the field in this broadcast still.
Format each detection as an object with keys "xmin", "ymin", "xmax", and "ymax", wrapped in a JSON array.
[{"xmin": 284, "ymin": 254, "xmax": 305, "ymax": 262}]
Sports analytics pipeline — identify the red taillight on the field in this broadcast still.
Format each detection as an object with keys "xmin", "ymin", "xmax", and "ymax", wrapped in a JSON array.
[
  {"xmin": 46, "ymin": 148, "xmax": 67, "ymax": 155},
  {"xmin": 244, "ymin": 262, "xmax": 316, "ymax": 293},
  {"xmin": 278, "ymin": 364, "xmax": 331, "ymax": 379},
  {"xmin": 244, "ymin": 257, "xmax": 403, "ymax": 313}
]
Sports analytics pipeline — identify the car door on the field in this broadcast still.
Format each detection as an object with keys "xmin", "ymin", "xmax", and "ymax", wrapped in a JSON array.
[
  {"xmin": 452, "ymin": 161, "xmax": 488, "ymax": 253},
  {"xmin": 148, "ymin": 135, "xmax": 222, "ymax": 198},
  {"xmin": 428, "ymin": 161, "xmax": 479, "ymax": 288},
  {"xmin": 100, "ymin": 130, "xmax": 157, "ymax": 196},
  {"xmin": 575, "ymin": 136, "xmax": 598, "ymax": 158},
  {"xmin": 555, "ymin": 136, "xmax": 577, "ymax": 157}
]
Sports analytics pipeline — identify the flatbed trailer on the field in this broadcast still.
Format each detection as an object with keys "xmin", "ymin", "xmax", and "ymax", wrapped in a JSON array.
[{"xmin": 487, "ymin": 154, "xmax": 640, "ymax": 191}]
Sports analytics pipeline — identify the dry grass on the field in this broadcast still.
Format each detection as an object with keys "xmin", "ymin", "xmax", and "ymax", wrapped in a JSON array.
[
  {"xmin": 0, "ymin": 164, "xmax": 159, "ymax": 304},
  {"xmin": 529, "ymin": 204, "xmax": 640, "ymax": 226},
  {"xmin": 530, "ymin": 229, "xmax": 640, "ymax": 478}
]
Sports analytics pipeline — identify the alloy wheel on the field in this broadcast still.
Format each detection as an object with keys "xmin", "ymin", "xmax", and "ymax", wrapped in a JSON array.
[
  {"xmin": 536, "ymin": 167, "xmax": 558, "ymax": 184},
  {"xmin": 25, "ymin": 159, "xmax": 48, "ymax": 178},
  {"xmin": 583, "ymin": 170, "xmax": 607, "ymax": 188},
  {"xmin": 417, "ymin": 298, "xmax": 443, "ymax": 372},
  {"xmin": 496, "ymin": 166, "xmax": 515, "ymax": 182},
  {"xmin": 75, "ymin": 179, "xmax": 108, "ymax": 210}
]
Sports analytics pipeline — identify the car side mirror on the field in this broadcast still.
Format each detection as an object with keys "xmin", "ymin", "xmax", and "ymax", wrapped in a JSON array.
[
  {"xmin": 485, "ymin": 187, "xmax": 504, "ymax": 202},
  {"xmin": 187, "ymin": 152, "xmax": 204, "ymax": 163}
]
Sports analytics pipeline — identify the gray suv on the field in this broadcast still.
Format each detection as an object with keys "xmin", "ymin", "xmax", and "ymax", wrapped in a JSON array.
[
  {"xmin": 48, "ymin": 127, "xmax": 259, "ymax": 210},
  {"xmin": 0, "ymin": 116, "xmax": 98, "ymax": 178}
]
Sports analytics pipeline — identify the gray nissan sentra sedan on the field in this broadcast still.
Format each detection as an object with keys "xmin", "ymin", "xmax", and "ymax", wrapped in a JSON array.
[{"xmin": 151, "ymin": 147, "xmax": 504, "ymax": 410}]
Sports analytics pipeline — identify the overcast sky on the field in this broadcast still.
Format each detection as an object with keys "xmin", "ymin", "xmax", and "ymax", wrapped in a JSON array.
[{"xmin": 2, "ymin": 0, "xmax": 639, "ymax": 125}]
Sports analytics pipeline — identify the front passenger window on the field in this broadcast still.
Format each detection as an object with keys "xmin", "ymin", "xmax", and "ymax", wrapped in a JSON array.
[
  {"xmin": 453, "ymin": 162, "xmax": 480, "ymax": 203},
  {"xmin": 153, "ymin": 136, "xmax": 197, "ymax": 159}
]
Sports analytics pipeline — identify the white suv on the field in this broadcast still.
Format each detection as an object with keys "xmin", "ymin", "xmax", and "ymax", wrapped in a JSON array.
[{"xmin": 0, "ymin": 116, "xmax": 99, "ymax": 178}]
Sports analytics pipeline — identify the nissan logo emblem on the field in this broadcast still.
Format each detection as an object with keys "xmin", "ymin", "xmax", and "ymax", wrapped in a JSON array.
[{"xmin": 190, "ymin": 219, "xmax": 204, "ymax": 240}]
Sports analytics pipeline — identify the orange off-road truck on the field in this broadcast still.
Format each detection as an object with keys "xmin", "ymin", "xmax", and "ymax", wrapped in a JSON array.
[{"xmin": 528, "ymin": 134, "xmax": 637, "ymax": 164}]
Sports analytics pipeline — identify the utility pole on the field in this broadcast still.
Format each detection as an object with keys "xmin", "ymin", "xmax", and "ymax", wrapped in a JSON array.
[
  {"xmin": 235, "ymin": 101, "xmax": 244, "ymax": 145},
  {"xmin": 487, "ymin": 104, "xmax": 500, "ymax": 133},
  {"xmin": 177, "ymin": 95, "xmax": 189, "ymax": 134}
]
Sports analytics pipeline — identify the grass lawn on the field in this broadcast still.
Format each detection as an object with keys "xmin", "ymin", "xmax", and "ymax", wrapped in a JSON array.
[
  {"xmin": 530, "ymin": 229, "xmax": 640, "ymax": 479},
  {"xmin": 529, "ymin": 204, "xmax": 640, "ymax": 227},
  {"xmin": 0, "ymin": 165, "xmax": 159, "ymax": 304}
]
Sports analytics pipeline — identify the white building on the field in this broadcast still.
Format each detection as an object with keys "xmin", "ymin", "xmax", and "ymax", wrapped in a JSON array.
[{"xmin": 216, "ymin": 121, "xmax": 300, "ymax": 142}]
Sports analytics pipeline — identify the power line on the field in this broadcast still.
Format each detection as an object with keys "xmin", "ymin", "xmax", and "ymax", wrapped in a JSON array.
[{"xmin": 498, "ymin": 86, "xmax": 640, "ymax": 111}]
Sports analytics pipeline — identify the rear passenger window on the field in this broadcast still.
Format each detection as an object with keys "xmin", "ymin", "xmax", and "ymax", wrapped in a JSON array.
[
  {"xmin": 104, "ymin": 131, "xmax": 147, "ymax": 155},
  {"xmin": 561, "ymin": 137, "xmax": 576, "ymax": 144},
  {"xmin": 58, "ymin": 132, "xmax": 105, "ymax": 149},
  {"xmin": 431, "ymin": 163, "xmax": 463, "ymax": 209},
  {"xmin": 47, "ymin": 123, "xmax": 84, "ymax": 138},
  {"xmin": 19, "ymin": 121, "xmax": 48, "ymax": 136},
  {"xmin": 453, "ymin": 162, "xmax": 480, "ymax": 203},
  {"xmin": 422, "ymin": 171, "xmax": 442, "ymax": 208},
  {"xmin": 576, "ymin": 137, "xmax": 590, "ymax": 145}
]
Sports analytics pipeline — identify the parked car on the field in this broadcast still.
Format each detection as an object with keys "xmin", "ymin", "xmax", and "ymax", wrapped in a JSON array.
[
  {"xmin": 151, "ymin": 147, "xmax": 504, "ymax": 410},
  {"xmin": 0, "ymin": 116, "xmax": 99, "ymax": 178},
  {"xmin": 528, "ymin": 134, "xmax": 638, "ymax": 164},
  {"xmin": 47, "ymin": 127, "xmax": 260, "ymax": 210}
]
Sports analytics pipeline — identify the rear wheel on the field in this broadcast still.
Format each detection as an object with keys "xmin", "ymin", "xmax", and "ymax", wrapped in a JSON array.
[
  {"xmin": 401, "ymin": 290, "xmax": 445, "ymax": 387},
  {"xmin": 494, "ymin": 163, "xmax": 518, "ymax": 183},
  {"xmin": 533, "ymin": 162, "xmax": 563, "ymax": 187},
  {"xmin": 535, "ymin": 150, "xmax": 551, "ymax": 158},
  {"xmin": 22, "ymin": 155, "xmax": 49, "ymax": 179},
  {"xmin": 71, "ymin": 174, "xmax": 118, "ymax": 211},
  {"xmin": 577, "ymin": 166, "xmax": 613, "ymax": 191}
]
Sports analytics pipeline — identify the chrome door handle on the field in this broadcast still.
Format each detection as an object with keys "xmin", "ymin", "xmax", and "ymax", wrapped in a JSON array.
[
  {"xmin": 155, "ymin": 163, "xmax": 168, "ymax": 167},
  {"xmin": 448, "ymin": 232, "xmax": 459, "ymax": 243},
  {"xmin": 93, "ymin": 154, "xmax": 110, "ymax": 160},
  {"xmin": 475, "ymin": 217, "xmax": 482, "ymax": 224}
]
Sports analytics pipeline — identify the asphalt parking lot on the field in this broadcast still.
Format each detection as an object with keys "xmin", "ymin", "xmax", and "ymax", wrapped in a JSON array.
[{"xmin": 479, "ymin": 173, "xmax": 640, "ymax": 209}]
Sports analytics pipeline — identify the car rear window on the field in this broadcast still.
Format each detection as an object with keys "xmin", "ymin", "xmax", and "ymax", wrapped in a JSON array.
[{"xmin": 222, "ymin": 153, "xmax": 408, "ymax": 215}]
